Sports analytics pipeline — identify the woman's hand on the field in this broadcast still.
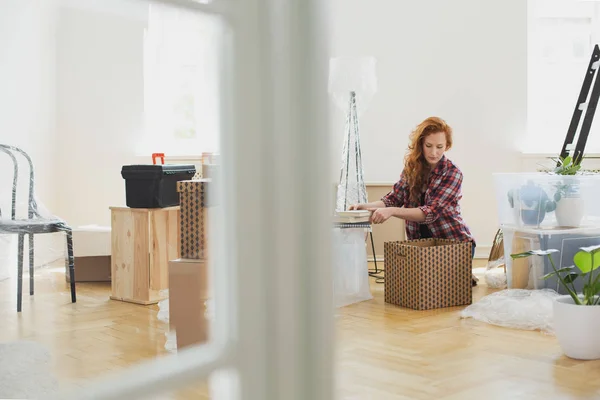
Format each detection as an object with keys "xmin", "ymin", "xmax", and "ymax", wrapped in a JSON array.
[
  {"xmin": 368, "ymin": 207, "xmax": 394, "ymax": 224},
  {"xmin": 348, "ymin": 204, "xmax": 364, "ymax": 210}
]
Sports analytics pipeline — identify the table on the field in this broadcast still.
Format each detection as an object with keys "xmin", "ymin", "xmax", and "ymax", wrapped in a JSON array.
[{"xmin": 110, "ymin": 206, "xmax": 180, "ymax": 305}]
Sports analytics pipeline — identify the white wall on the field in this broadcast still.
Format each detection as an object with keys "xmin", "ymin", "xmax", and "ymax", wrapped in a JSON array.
[
  {"xmin": 329, "ymin": 0, "xmax": 527, "ymax": 254},
  {"xmin": 0, "ymin": 0, "xmax": 62, "ymax": 273},
  {"xmin": 0, "ymin": 0, "xmax": 147, "ymax": 273},
  {"xmin": 55, "ymin": 2, "xmax": 147, "ymax": 228},
  {"xmin": 0, "ymin": 0, "xmax": 529, "ymax": 261},
  {"xmin": 0, "ymin": 0, "xmax": 58, "ymax": 209}
]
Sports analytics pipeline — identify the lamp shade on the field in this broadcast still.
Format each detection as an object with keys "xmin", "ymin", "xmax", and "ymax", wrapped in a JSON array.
[{"xmin": 328, "ymin": 56, "xmax": 378, "ymax": 113}]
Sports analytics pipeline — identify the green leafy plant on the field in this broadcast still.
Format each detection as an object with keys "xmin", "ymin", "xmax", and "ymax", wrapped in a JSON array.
[
  {"xmin": 553, "ymin": 182, "xmax": 579, "ymax": 202},
  {"xmin": 550, "ymin": 155, "xmax": 584, "ymax": 176},
  {"xmin": 511, "ymin": 245, "xmax": 600, "ymax": 305},
  {"xmin": 548, "ymin": 155, "xmax": 584, "ymax": 203}
]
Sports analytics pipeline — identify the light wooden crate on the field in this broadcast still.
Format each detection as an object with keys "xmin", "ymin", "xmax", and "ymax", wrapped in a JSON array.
[{"xmin": 110, "ymin": 206, "xmax": 180, "ymax": 305}]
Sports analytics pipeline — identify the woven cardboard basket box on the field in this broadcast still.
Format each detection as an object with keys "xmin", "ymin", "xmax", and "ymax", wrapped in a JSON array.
[
  {"xmin": 177, "ymin": 179, "xmax": 211, "ymax": 260},
  {"xmin": 384, "ymin": 238, "xmax": 472, "ymax": 310}
]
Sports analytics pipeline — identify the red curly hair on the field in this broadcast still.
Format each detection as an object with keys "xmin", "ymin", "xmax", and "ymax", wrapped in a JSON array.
[{"xmin": 404, "ymin": 117, "xmax": 453, "ymax": 204}]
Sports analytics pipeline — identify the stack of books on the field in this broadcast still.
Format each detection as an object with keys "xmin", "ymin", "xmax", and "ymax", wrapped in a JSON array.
[{"xmin": 333, "ymin": 210, "xmax": 372, "ymax": 224}]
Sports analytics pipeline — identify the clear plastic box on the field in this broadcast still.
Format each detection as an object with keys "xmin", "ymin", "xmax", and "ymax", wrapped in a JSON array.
[
  {"xmin": 502, "ymin": 225, "xmax": 600, "ymax": 293},
  {"xmin": 493, "ymin": 173, "xmax": 600, "ymax": 229}
]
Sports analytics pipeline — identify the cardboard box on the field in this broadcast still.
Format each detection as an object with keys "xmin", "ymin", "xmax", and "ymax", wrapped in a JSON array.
[
  {"xmin": 66, "ymin": 256, "xmax": 111, "ymax": 282},
  {"xmin": 168, "ymin": 258, "xmax": 211, "ymax": 349},
  {"xmin": 177, "ymin": 180, "xmax": 211, "ymax": 259},
  {"xmin": 66, "ymin": 225, "xmax": 112, "ymax": 282},
  {"xmin": 384, "ymin": 238, "xmax": 472, "ymax": 310}
]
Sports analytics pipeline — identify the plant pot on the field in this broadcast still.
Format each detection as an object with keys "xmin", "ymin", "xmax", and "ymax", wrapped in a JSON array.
[
  {"xmin": 555, "ymin": 197, "xmax": 584, "ymax": 227},
  {"xmin": 553, "ymin": 295, "xmax": 600, "ymax": 360}
]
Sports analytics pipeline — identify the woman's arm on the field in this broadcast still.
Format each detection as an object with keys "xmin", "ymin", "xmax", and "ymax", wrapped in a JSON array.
[
  {"xmin": 419, "ymin": 169, "xmax": 463, "ymax": 223},
  {"xmin": 368, "ymin": 206, "xmax": 425, "ymax": 224},
  {"xmin": 394, "ymin": 207, "xmax": 426, "ymax": 222},
  {"xmin": 380, "ymin": 173, "xmax": 407, "ymax": 208}
]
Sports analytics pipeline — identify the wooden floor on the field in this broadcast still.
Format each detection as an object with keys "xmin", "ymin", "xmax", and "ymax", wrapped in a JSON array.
[{"xmin": 1, "ymin": 261, "xmax": 600, "ymax": 399}]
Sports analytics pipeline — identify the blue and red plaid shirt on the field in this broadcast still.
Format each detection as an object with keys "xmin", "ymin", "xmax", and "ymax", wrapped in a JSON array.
[{"xmin": 381, "ymin": 156, "xmax": 475, "ymax": 244}]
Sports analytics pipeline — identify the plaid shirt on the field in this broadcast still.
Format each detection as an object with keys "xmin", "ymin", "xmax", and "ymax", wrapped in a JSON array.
[{"xmin": 381, "ymin": 156, "xmax": 475, "ymax": 244}]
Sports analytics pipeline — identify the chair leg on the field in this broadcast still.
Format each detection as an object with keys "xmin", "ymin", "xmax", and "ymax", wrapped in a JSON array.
[
  {"xmin": 66, "ymin": 230, "xmax": 76, "ymax": 303},
  {"xmin": 29, "ymin": 233, "xmax": 34, "ymax": 295},
  {"xmin": 17, "ymin": 234, "xmax": 24, "ymax": 312}
]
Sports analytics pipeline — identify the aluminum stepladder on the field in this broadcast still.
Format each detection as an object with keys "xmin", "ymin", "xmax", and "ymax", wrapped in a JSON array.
[
  {"xmin": 533, "ymin": 45, "xmax": 600, "ymax": 292},
  {"xmin": 559, "ymin": 44, "xmax": 600, "ymax": 161}
]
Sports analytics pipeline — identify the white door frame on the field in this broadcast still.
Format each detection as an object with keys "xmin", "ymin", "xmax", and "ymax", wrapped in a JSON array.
[{"xmin": 57, "ymin": 0, "xmax": 334, "ymax": 399}]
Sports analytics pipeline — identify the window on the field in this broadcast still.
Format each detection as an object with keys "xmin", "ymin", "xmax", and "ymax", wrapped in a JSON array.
[
  {"xmin": 526, "ymin": 0, "xmax": 600, "ymax": 154},
  {"xmin": 141, "ymin": 3, "xmax": 220, "ymax": 156}
]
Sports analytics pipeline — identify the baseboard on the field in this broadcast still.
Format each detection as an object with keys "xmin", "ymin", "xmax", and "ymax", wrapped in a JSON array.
[
  {"xmin": 474, "ymin": 245, "xmax": 491, "ymax": 260},
  {"xmin": 368, "ymin": 244, "xmax": 491, "ymax": 263}
]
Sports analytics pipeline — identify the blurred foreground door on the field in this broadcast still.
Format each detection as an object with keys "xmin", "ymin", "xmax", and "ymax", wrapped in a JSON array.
[{"xmin": 60, "ymin": 0, "xmax": 334, "ymax": 399}]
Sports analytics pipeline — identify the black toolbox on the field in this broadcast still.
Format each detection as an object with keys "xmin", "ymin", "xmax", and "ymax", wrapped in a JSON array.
[{"xmin": 121, "ymin": 164, "xmax": 196, "ymax": 208}]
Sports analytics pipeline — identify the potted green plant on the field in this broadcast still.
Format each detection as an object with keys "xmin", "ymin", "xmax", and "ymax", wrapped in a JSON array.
[
  {"xmin": 511, "ymin": 245, "xmax": 600, "ymax": 360},
  {"xmin": 549, "ymin": 155, "xmax": 584, "ymax": 227},
  {"xmin": 551, "ymin": 154, "xmax": 583, "ymax": 176}
]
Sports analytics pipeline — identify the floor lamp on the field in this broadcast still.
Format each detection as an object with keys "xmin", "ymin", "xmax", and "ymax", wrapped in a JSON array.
[{"xmin": 328, "ymin": 57, "xmax": 382, "ymax": 277}]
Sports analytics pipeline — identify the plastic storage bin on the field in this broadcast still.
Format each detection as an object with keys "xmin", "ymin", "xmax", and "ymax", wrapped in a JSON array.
[
  {"xmin": 493, "ymin": 173, "xmax": 600, "ymax": 229},
  {"xmin": 121, "ymin": 164, "xmax": 196, "ymax": 208},
  {"xmin": 502, "ymin": 225, "xmax": 600, "ymax": 293}
]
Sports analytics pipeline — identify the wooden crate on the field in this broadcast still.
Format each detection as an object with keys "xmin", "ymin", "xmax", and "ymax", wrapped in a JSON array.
[{"xmin": 110, "ymin": 206, "xmax": 180, "ymax": 305}]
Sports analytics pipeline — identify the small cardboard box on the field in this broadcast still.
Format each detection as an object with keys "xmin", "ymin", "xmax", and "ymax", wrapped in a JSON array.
[
  {"xmin": 66, "ymin": 256, "xmax": 111, "ymax": 282},
  {"xmin": 384, "ymin": 238, "xmax": 472, "ymax": 310},
  {"xmin": 168, "ymin": 258, "xmax": 211, "ymax": 349},
  {"xmin": 66, "ymin": 226, "xmax": 111, "ymax": 282},
  {"xmin": 177, "ymin": 179, "xmax": 211, "ymax": 260}
]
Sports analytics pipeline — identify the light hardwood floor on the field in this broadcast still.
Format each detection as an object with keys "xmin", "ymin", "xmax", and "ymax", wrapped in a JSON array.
[{"xmin": 1, "ymin": 261, "xmax": 600, "ymax": 399}]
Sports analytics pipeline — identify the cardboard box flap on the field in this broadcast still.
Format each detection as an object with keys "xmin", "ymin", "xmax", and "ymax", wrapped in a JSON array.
[{"xmin": 393, "ymin": 238, "xmax": 462, "ymax": 248}]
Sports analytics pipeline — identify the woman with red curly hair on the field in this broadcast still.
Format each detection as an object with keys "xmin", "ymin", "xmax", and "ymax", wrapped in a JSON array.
[{"xmin": 350, "ymin": 116, "xmax": 476, "ymax": 283}]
